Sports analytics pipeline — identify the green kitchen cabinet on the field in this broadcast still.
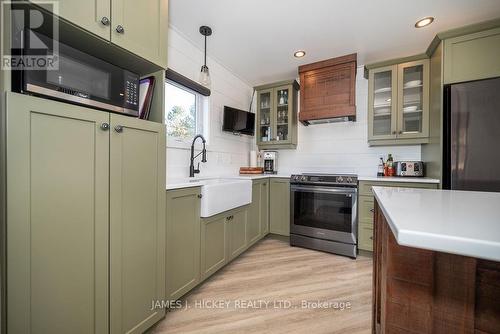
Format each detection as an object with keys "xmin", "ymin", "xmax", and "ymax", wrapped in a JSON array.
[
  {"xmin": 31, "ymin": 0, "xmax": 168, "ymax": 68},
  {"xmin": 269, "ymin": 178, "xmax": 290, "ymax": 236},
  {"xmin": 368, "ymin": 59, "xmax": 430, "ymax": 146},
  {"xmin": 5, "ymin": 92, "xmax": 167, "ymax": 333},
  {"xmin": 260, "ymin": 179, "xmax": 270, "ymax": 236},
  {"xmin": 357, "ymin": 180, "xmax": 439, "ymax": 252},
  {"xmin": 166, "ymin": 187, "xmax": 201, "ymax": 301},
  {"xmin": 109, "ymin": 114, "xmax": 166, "ymax": 334},
  {"xmin": 443, "ymin": 27, "xmax": 500, "ymax": 84},
  {"xmin": 6, "ymin": 92, "xmax": 110, "ymax": 334},
  {"xmin": 228, "ymin": 208, "xmax": 248, "ymax": 260},
  {"xmin": 111, "ymin": 0, "xmax": 168, "ymax": 69},
  {"xmin": 247, "ymin": 179, "xmax": 270, "ymax": 246},
  {"xmin": 201, "ymin": 213, "xmax": 229, "ymax": 280},
  {"xmin": 255, "ymin": 80, "xmax": 299, "ymax": 149}
]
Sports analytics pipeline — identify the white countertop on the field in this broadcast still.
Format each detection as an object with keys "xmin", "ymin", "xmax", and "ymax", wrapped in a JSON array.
[
  {"xmin": 166, "ymin": 174, "xmax": 291, "ymax": 190},
  {"xmin": 358, "ymin": 176, "xmax": 440, "ymax": 184},
  {"xmin": 372, "ymin": 186, "xmax": 500, "ymax": 262}
]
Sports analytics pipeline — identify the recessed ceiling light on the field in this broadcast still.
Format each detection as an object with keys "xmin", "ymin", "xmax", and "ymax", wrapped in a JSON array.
[
  {"xmin": 415, "ymin": 17, "xmax": 434, "ymax": 28},
  {"xmin": 294, "ymin": 50, "xmax": 306, "ymax": 58}
]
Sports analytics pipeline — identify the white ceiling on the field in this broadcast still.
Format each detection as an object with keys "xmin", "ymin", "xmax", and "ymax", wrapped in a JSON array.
[{"xmin": 169, "ymin": 0, "xmax": 500, "ymax": 86}]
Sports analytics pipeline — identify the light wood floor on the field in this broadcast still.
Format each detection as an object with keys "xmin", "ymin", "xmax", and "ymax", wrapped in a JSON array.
[{"xmin": 152, "ymin": 236, "xmax": 373, "ymax": 334}]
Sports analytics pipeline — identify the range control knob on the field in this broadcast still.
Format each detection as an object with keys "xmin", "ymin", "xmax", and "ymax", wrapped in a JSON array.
[
  {"xmin": 301, "ymin": 175, "xmax": 308, "ymax": 182},
  {"xmin": 337, "ymin": 176, "xmax": 344, "ymax": 183},
  {"xmin": 346, "ymin": 177, "xmax": 353, "ymax": 184}
]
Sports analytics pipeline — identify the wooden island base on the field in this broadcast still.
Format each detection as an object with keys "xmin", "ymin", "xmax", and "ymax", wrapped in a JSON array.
[{"xmin": 373, "ymin": 201, "xmax": 500, "ymax": 333}]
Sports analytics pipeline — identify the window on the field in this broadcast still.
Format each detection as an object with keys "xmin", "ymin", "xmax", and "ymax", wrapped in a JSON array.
[{"xmin": 165, "ymin": 80, "xmax": 208, "ymax": 145}]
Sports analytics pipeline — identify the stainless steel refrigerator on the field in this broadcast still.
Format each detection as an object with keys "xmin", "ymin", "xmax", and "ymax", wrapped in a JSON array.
[{"xmin": 443, "ymin": 77, "xmax": 500, "ymax": 192}]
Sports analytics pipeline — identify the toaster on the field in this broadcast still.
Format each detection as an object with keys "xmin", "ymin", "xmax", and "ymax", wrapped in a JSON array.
[{"xmin": 395, "ymin": 161, "xmax": 424, "ymax": 177}]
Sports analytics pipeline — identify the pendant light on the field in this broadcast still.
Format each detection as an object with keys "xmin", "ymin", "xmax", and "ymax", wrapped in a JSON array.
[{"xmin": 199, "ymin": 26, "xmax": 212, "ymax": 88}]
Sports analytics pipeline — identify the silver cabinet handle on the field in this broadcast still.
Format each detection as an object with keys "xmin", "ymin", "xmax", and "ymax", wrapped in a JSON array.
[
  {"xmin": 398, "ymin": 130, "xmax": 403, "ymax": 134},
  {"xmin": 116, "ymin": 25, "xmax": 124, "ymax": 34},
  {"xmin": 370, "ymin": 208, "xmax": 374, "ymax": 213},
  {"xmin": 392, "ymin": 131, "xmax": 396, "ymax": 135},
  {"xmin": 114, "ymin": 125, "xmax": 123, "ymax": 133},
  {"xmin": 197, "ymin": 194, "xmax": 203, "ymax": 199},
  {"xmin": 101, "ymin": 17, "xmax": 110, "ymax": 26},
  {"xmin": 100, "ymin": 123, "xmax": 109, "ymax": 131}
]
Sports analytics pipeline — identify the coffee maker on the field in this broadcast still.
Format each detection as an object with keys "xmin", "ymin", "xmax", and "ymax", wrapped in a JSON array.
[{"xmin": 262, "ymin": 151, "xmax": 278, "ymax": 174}]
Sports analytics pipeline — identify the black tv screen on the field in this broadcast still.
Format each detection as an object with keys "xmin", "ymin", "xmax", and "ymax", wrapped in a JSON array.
[{"xmin": 222, "ymin": 106, "xmax": 255, "ymax": 136}]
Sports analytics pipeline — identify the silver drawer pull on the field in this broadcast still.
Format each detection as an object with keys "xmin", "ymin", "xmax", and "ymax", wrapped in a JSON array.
[
  {"xmin": 100, "ymin": 123, "xmax": 109, "ymax": 131},
  {"xmin": 101, "ymin": 17, "xmax": 110, "ymax": 26},
  {"xmin": 370, "ymin": 208, "xmax": 374, "ymax": 213},
  {"xmin": 116, "ymin": 25, "xmax": 125, "ymax": 34},
  {"xmin": 114, "ymin": 125, "xmax": 123, "ymax": 133}
]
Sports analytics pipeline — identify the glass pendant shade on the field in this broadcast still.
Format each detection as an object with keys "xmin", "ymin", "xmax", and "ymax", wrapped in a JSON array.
[{"xmin": 199, "ymin": 65, "xmax": 211, "ymax": 88}]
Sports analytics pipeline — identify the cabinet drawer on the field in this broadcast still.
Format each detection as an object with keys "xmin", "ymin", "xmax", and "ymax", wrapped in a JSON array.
[
  {"xmin": 359, "ymin": 181, "xmax": 437, "ymax": 196},
  {"xmin": 358, "ymin": 222, "xmax": 374, "ymax": 252},
  {"xmin": 358, "ymin": 196, "xmax": 375, "ymax": 223}
]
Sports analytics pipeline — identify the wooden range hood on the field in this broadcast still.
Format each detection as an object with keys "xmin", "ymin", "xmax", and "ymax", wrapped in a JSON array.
[{"xmin": 298, "ymin": 53, "xmax": 357, "ymax": 125}]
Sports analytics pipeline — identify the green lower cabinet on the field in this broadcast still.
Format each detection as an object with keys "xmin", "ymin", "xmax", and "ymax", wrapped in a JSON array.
[
  {"xmin": 260, "ymin": 180, "xmax": 270, "ymax": 236},
  {"xmin": 269, "ymin": 178, "xmax": 290, "ymax": 236},
  {"xmin": 201, "ymin": 214, "xmax": 229, "ymax": 280},
  {"xmin": 166, "ymin": 187, "xmax": 202, "ymax": 301},
  {"xmin": 357, "ymin": 180, "xmax": 439, "ymax": 252},
  {"xmin": 228, "ymin": 208, "xmax": 248, "ymax": 260},
  {"xmin": 247, "ymin": 181, "xmax": 262, "ymax": 246}
]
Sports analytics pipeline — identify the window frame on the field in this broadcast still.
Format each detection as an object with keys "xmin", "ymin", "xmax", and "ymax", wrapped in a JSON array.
[{"xmin": 165, "ymin": 79, "xmax": 209, "ymax": 149}]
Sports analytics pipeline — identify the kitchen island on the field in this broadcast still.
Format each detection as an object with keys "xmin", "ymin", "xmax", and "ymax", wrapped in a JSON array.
[{"xmin": 372, "ymin": 187, "xmax": 500, "ymax": 334}]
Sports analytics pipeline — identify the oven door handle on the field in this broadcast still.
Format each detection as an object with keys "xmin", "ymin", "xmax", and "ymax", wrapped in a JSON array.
[{"xmin": 290, "ymin": 185, "xmax": 357, "ymax": 196}]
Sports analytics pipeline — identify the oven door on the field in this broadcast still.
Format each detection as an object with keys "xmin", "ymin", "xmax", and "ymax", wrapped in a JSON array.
[{"xmin": 290, "ymin": 185, "xmax": 357, "ymax": 244}]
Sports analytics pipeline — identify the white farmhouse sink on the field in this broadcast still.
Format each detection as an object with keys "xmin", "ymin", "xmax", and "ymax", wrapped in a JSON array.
[{"xmin": 200, "ymin": 178, "xmax": 252, "ymax": 217}]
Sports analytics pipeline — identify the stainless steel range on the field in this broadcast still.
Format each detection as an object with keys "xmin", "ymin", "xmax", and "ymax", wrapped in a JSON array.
[{"xmin": 290, "ymin": 173, "xmax": 358, "ymax": 258}]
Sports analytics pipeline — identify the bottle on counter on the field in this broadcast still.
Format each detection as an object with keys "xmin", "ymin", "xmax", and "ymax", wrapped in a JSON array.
[
  {"xmin": 377, "ymin": 157, "xmax": 385, "ymax": 177},
  {"xmin": 386, "ymin": 154, "xmax": 395, "ymax": 177}
]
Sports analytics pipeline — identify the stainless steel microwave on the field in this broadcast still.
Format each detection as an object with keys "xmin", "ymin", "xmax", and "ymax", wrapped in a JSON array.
[{"xmin": 12, "ymin": 30, "xmax": 140, "ymax": 116}]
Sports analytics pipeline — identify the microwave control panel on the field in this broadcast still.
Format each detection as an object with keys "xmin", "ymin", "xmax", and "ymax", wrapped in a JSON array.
[{"xmin": 125, "ymin": 80, "xmax": 138, "ymax": 106}]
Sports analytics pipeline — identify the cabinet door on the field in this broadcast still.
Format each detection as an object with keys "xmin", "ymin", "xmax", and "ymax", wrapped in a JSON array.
[
  {"xmin": 247, "ymin": 182, "xmax": 262, "ymax": 246},
  {"xmin": 273, "ymin": 85, "xmax": 293, "ymax": 144},
  {"xmin": 269, "ymin": 178, "xmax": 290, "ymax": 236},
  {"xmin": 166, "ymin": 187, "xmax": 201, "ymax": 301},
  {"xmin": 111, "ymin": 0, "xmax": 168, "ymax": 68},
  {"xmin": 109, "ymin": 115, "xmax": 166, "ymax": 334},
  {"xmin": 229, "ymin": 209, "xmax": 248, "ymax": 259},
  {"xmin": 6, "ymin": 92, "xmax": 109, "ymax": 334},
  {"xmin": 396, "ymin": 59, "xmax": 429, "ymax": 139},
  {"xmin": 260, "ymin": 180, "xmax": 270, "ymax": 236},
  {"xmin": 257, "ymin": 89, "xmax": 274, "ymax": 145},
  {"xmin": 201, "ymin": 215, "xmax": 228, "ymax": 280},
  {"xmin": 31, "ymin": 0, "xmax": 111, "ymax": 40},
  {"xmin": 368, "ymin": 65, "xmax": 398, "ymax": 141}
]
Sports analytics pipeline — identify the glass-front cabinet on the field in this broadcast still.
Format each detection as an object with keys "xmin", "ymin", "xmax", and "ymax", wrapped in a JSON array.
[
  {"xmin": 368, "ymin": 59, "xmax": 429, "ymax": 145},
  {"xmin": 255, "ymin": 80, "xmax": 299, "ymax": 149}
]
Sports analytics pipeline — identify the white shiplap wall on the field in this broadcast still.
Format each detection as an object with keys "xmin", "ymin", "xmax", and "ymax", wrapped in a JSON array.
[
  {"xmin": 166, "ymin": 28, "xmax": 421, "ymax": 178},
  {"xmin": 276, "ymin": 67, "xmax": 421, "ymax": 176},
  {"xmin": 166, "ymin": 26, "xmax": 255, "ymax": 179}
]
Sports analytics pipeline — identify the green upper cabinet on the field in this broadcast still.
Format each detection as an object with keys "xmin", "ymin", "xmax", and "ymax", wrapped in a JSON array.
[
  {"xmin": 32, "ymin": 0, "xmax": 111, "ymax": 39},
  {"xmin": 109, "ymin": 114, "xmax": 166, "ymax": 334},
  {"xmin": 6, "ymin": 92, "xmax": 110, "ymax": 334},
  {"xmin": 255, "ymin": 80, "xmax": 299, "ymax": 149},
  {"xmin": 443, "ymin": 27, "xmax": 500, "ymax": 84},
  {"xmin": 111, "ymin": 0, "xmax": 168, "ymax": 68},
  {"xmin": 368, "ymin": 59, "xmax": 429, "ymax": 146},
  {"xmin": 32, "ymin": 0, "xmax": 168, "ymax": 68},
  {"xmin": 166, "ymin": 187, "xmax": 202, "ymax": 301}
]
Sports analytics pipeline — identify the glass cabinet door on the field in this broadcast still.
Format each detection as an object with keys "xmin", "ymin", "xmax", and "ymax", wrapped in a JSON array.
[
  {"xmin": 397, "ymin": 60, "xmax": 429, "ymax": 138},
  {"xmin": 257, "ymin": 89, "xmax": 273, "ymax": 143},
  {"xmin": 274, "ymin": 86, "xmax": 291, "ymax": 143},
  {"xmin": 369, "ymin": 66, "xmax": 397, "ymax": 139}
]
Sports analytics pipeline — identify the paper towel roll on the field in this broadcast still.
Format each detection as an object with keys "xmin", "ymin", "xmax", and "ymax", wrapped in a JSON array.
[{"xmin": 250, "ymin": 150, "xmax": 257, "ymax": 167}]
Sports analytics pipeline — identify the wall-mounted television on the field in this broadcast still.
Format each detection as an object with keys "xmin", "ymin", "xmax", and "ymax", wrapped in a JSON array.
[{"xmin": 222, "ymin": 106, "xmax": 255, "ymax": 136}]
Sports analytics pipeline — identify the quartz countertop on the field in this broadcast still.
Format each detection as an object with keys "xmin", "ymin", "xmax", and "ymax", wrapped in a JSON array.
[
  {"xmin": 372, "ymin": 186, "xmax": 500, "ymax": 262},
  {"xmin": 166, "ymin": 174, "xmax": 291, "ymax": 190},
  {"xmin": 358, "ymin": 176, "xmax": 440, "ymax": 184}
]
